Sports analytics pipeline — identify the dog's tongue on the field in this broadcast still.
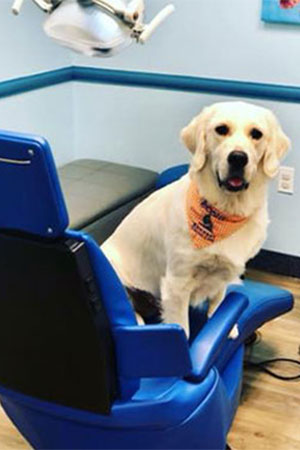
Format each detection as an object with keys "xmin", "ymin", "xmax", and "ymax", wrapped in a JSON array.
[{"xmin": 228, "ymin": 177, "xmax": 243, "ymax": 188}]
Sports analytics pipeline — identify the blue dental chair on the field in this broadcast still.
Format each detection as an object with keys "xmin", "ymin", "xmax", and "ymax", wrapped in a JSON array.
[{"xmin": 0, "ymin": 130, "xmax": 293, "ymax": 449}]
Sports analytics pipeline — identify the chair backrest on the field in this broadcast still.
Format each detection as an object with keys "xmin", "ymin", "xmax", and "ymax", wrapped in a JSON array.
[
  {"xmin": 0, "ymin": 130, "xmax": 137, "ymax": 413},
  {"xmin": 0, "ymin": 130, "xmax": 68, "ymax": 238}
]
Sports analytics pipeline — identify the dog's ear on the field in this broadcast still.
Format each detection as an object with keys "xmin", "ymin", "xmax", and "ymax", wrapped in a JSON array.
[
  {"xmin": 263, "ymin": 112, "xmax": 290, "ymax": 178},
  {"xmin": 180, "ymin": 106, "xmax": 212, "ymax": 171},
  {"xmin": 180, "ymin": 116, "xmax": 200, "ymax": 154}
]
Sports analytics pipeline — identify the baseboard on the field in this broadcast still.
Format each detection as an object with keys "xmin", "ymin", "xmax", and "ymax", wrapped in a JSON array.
[{"xmin": 247, "ymin": 249, "xmax": 300, "ymax": 278}]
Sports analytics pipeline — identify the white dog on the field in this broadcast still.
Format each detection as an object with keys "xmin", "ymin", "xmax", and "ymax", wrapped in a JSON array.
[{"xmin": 102, "ymin": 101, "xmax": 290, "ymax": 338}]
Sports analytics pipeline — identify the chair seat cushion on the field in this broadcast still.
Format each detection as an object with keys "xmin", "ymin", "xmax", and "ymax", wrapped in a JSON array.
[{"xmin": 59, "ymin": 159, "xmax": 158, "ymax": 243}]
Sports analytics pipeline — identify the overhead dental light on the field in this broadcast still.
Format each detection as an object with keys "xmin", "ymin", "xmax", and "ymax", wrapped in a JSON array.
[{"xmin": 12, "ymin": 0, "xmax": 175, "ymax": 57}]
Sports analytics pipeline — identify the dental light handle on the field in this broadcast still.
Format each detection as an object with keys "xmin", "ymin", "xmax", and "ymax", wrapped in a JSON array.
[
  {"xmin": 12, "ymin": 0, "xmax": 25, "ymax": 14},
  {"xmin": 139, "ymin": 4, "xmax": 175, "ymax": 44},
  {"xmin": 12, "ymin": 0, "xmax": 54, "ymax": 14}
]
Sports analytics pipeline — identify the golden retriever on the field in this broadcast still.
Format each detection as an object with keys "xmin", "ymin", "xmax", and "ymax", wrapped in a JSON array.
[{"xmin": 101, "ymin": 101, "xmax": 290, "ymax": 338}]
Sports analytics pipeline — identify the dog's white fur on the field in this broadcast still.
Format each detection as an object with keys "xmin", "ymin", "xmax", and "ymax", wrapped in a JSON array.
[{"xmin": 102, "ymin": 101, "xmax": 290, "ymax": 337}]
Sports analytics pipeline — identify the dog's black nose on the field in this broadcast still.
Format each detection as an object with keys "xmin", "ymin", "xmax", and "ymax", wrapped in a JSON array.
[{"xmin": 228, "ymin": 151, "xmax": 248, "ymax": 168}]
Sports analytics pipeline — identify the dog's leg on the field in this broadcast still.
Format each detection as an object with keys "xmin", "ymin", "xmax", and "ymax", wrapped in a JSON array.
[
  {"xmin": 160, "ymin": 275, "xmax": 191, "ymax": 338},
  {"xmin": 207, "ymin": 286, "xmax": 226, "ymax": 317}
]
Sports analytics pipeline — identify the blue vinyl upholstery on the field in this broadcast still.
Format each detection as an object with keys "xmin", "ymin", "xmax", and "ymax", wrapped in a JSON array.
[
  {"xmin": 216, "ymin": 280, "xmax": 294, "ymax": 371},
  {"xmin": 156, "ymin": 163, "xmax": 189, "ymax": 189},
  {"xmin": 0, "ymin": 136, "xmax": 294, "ymax": 449},
  {"xmin": 0, "ymin": 130, "xmax": 68, "ymax": 237}
]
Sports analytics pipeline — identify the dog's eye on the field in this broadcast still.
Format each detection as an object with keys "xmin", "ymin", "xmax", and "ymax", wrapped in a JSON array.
[
  {"xmin": 250, "ymin": 128, "xmax": 263, "ymax": 140},
  {"xmin": 215, "ymin": 124, "xmax": 229, "ymax": 136}
]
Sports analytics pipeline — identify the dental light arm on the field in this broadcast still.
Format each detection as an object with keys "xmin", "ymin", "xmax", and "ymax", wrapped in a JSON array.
[
  {"xmin": 138, "ymin": 4, "xmax": 175, "ymax": 44},
  {"xmin": 12, "ymin": 0, "xmax": 175, "ymax": 56}
]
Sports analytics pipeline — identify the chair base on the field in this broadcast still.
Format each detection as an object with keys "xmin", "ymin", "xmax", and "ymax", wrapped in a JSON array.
[{"xmin": 0, "ymin": 346, "xmax": 244, "ymax": 450}]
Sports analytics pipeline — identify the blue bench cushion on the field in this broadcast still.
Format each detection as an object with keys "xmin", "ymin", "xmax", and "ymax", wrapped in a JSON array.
[{"xmin": 156, "ymin": 164, "xmax": 189, "ymax": 189}]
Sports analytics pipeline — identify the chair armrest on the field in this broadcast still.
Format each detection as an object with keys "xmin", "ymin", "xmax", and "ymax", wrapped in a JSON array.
[
  {"xmin": 114, "ymin": 293, "xmax": 248, "ymax": 380},
  {"xmin": 114, "ymin": 324, "xmax": 192, "ymax": 378},
  {"xmin": 186, "ymin": 292, "xmax": 249, "ymax": 382}
]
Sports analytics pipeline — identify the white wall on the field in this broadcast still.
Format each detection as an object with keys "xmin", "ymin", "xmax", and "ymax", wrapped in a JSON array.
[
  {"xmin": 73, "ymin": 0, "xmax": 300, "ymax": 85},
  {"xmin": 0, "ymin": 0, "xmax": 75, "ymax": 164},
  {"xmin": 0, "ymin": 0, "xmax": 71, "ymax": 81},
  {"xmin": 0, "ymin": 83, "xmax": 74, "ymax": 166}
]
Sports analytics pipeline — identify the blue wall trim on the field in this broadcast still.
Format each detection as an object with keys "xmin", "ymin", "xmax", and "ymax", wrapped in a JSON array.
[
  {"xmin": 72, "ymin": 66, "xmax": 300, "ymax": 103},
  {"xmin": 1, "ymin": 65, "xmax": 300, "ymax": 104},
  {"xmin": 0, "ymin": 67, "xmax": 72, "ymax": 99}
]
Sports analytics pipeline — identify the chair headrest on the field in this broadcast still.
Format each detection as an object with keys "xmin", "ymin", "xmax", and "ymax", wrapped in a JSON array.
[{"xmin": 0, "ymin": 130, "xmax": 69, "ymax": 238}]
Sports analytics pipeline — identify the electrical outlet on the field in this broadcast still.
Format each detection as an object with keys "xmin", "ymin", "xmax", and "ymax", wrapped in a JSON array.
[{"xmin": 278, "ymin": 166, "xmax": 295, "ymax": 194}]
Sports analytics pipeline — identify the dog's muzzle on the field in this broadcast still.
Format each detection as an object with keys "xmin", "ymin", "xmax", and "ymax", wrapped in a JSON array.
[{"xmin": 217, "ymin": 150, "xmax": 249, "ymax": 192}]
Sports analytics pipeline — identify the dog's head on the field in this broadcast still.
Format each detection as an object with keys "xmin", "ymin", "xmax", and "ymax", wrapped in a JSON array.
[{"xmin": 181, "ymin": 101, "xmax": 290, "ymax": 194}]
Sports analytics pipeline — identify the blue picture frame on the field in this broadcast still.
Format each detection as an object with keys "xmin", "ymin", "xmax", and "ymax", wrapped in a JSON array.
[{"xmin": 262, "ymin": 0, "xmax": 300, "ymax": 24}]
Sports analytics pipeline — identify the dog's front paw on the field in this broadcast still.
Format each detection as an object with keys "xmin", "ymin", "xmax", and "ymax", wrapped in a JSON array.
[
  {"xmin": 182, "ymin": 324, "xmax": 190, "ymax": 340},
  {"xmin": 229, "ymin": 324, "xmax": 239, "ymax": 339},
  {"xmin": 135, "ymin": 312, "xmax": 145, "ymax": 326}
]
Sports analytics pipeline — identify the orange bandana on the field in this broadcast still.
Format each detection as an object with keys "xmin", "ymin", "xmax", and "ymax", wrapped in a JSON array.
[{"xmin": 186, "ymin": 181, "xmax": 248, "ymax": 249}]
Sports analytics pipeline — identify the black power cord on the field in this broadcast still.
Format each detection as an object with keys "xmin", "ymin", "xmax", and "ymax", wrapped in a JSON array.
[
  {"xmin": 244, "ymin": 358, "xmax": 300, "ymax": 381},
  {"xmin": 244, "ymin": 332, "xmax": 300, "ymax": 381}
]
